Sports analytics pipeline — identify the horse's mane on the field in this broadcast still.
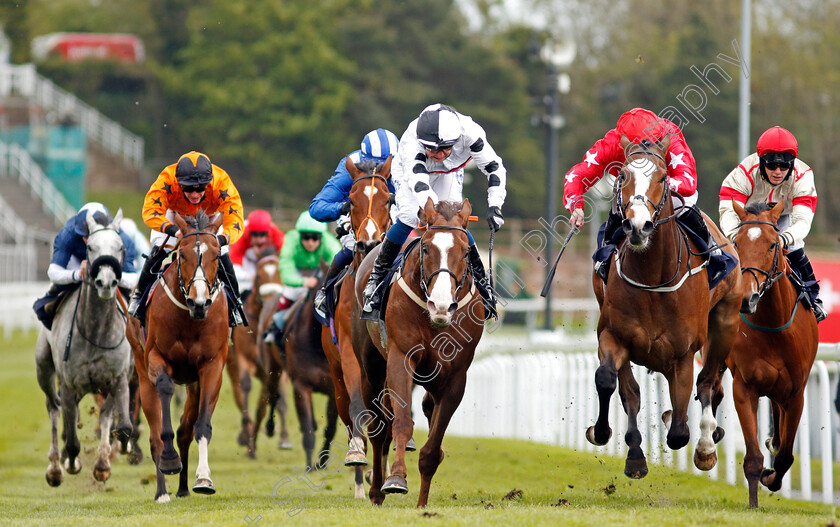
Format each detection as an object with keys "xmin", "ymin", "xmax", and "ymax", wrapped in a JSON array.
[
  {"xmin": 355, "ymin": 159, "xmax": 385, "ymax": 175},
  {"xmin": 184, "ymin": 210, "xmax": 212, "ymax": 231},
  {"xmin": 745, "ymin": 202, "xmax": 775, "ymax": 215},
  {"xmin": 435, "ymin": 201, "xmax": 463, "ymax": 221}
]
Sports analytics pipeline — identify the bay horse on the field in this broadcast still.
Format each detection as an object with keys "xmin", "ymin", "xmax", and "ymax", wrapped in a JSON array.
[
  {"xmin": 586, "ymin": 135, "xmax": 742, "ymax": 478},
  {"xmin": 36, "ymin": 209, "xmax": 133, "ymax": 486},
  {"xmin": 727, "ymin": 200, "xmax": 818, "ymax": 508},
  {"xmin": 352, "ymin": 199, "xmax": 484, "ymax": 507},
  {"xmin": 131, "ymin": 211, "xmax": 229, "ymax": 502},
  {"xmin": 321, "ymin": 156, "xmax": 392, "ymax": 498},
  {"xmin": 226, "ymin": 250, "xmax": 290, "ymax": 457}
]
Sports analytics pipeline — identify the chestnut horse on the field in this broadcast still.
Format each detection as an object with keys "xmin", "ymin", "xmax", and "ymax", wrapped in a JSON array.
[
  {"xmin": 254, "ymin": 273, "xmax": 338, "ymax": 468},
  {"xmin": 728, "ymin": 201, "xmax": 818, "ymax": 508},
  {"xmin": 352, "ymin": 199, "xmax": 484, "ymax": 507},
  {"xmin": 586, "ymin": 136, "xmax": 742, "ymax": 479},
  {"xmin": 321, "ymin": 156, "xmax": 392, "ymax": 498},
  {"xmin": 226, "ymin": 251, "xmax": 291, "ymax": 457},
  {"xmin": 130, "ymin": 211, "xmax": 229, "ymax": 502}
]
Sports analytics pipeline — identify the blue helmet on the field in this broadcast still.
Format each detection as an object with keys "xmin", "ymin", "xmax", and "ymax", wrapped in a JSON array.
[
  {"xmin": 73, "ymin": 202, "xmax": 111, "ymax": 236},
  {"xmin": 360, "ymin": 128, "xmax": 399, "ymax": 163}
]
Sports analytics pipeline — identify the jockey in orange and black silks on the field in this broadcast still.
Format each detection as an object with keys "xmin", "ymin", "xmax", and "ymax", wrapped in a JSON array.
[{"xmin": 128, "ymin": 151, "xmax": 248, "ymax": 326}]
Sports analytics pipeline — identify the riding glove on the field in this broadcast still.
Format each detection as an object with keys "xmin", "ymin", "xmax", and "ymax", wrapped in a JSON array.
[
  {"xmin": 487, "ymin": 206, "xmax": 504, "ymax": 232},
  {"xmin": 217, "ymin": 234, "xmax": 229, "ymax": 247},
  {"xmin": 339, "ymin": 201, "xmax": 352, "ymax": 215},
  {"xmin": 164, "ymin": 224, "xmax": 179, "ymax": 238}
]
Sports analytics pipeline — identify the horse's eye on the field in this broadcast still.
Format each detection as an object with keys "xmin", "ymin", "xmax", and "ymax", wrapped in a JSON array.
[{"xmin": 769, "ymin": 243, "xmax": 777, "ymax": 251}]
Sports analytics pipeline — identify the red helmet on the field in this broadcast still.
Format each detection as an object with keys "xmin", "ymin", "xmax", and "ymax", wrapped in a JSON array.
[
  {"xmin": 247, "ymin": 210, "xmax": 273, "ymax": 232},
  {"xmin": 616, "ymin": 108, "xmax": 666, "ymax": 143},
  {"xmin": 756, "ymin": 126, "xmax": 798, "ymax": 157}
]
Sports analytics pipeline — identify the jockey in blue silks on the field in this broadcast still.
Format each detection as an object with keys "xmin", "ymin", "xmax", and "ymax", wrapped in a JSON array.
[
  {"xmin": 310, "ymin": 128, "xmax": 399, "ymax": 317},
  {"xmin": 33, "ymin": 202, "xmax": 138, "ymax": 329}
]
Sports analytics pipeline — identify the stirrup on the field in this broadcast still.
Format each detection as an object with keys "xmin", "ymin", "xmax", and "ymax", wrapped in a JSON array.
[
  {"xmin": 314, "ymin": 289, "xmax": 327, "ymax": 318},
  {"xmin": 814, "ymin": 301, "xmax": 827, "ymax": 323},
  {"xmin": 127, "ymin": 292, "xmax": 142, "ymax": 318}
]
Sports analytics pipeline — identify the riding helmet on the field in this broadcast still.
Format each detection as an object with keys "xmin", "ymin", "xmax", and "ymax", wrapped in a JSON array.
[
  {"xmin": 416, "ymin": 104, "xmax": 461, "ymax": 150},
  {"xmin": 616, "ymin": 108, "xmax": 667, "ymax": 144},
  {"xmin": 361, "ymin": 129, "xmax": 399, "ymax": 162},
  {"xmin": 175, "ymin": 151, "xmax": 214, "ymax": 187}
]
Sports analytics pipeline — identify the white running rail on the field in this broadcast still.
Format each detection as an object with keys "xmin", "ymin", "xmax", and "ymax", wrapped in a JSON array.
[{"xmin": 0, "ymin": 63, "xmax": 143, "ymax": 168}]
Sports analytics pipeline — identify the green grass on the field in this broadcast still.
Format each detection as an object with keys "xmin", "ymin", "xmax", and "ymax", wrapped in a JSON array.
[{"xmin": 1, "ymin": 330, "xmax": 837, "ymax": 526}]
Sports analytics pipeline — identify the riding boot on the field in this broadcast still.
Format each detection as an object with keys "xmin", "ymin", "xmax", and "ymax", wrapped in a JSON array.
[
  {"xmin": 314, "ymin": 256, "xmax": 346, "ymax": 318},
  {"xmin": 467, "ymin": 245, "xmax": 497, "ymax": 320},
  {"xmin": 264, "ymin": 297, "xmax": 293, "ymax": 344},
  {"xmin": 593, "ymin": 212, "xmax": 622, "ymax": 283},
  {"xmin": 219, "ymin": 253, "xmax": 246, "ymax": 326},
  {"xmin": 786, "ymin": 248, "xmax": 827, "ymax": 322},
  {"xmin": 361, "ymin": 237, "xmax": 401, "ymax": 321},
  {"xmin": 33, "ymin": 283, "xmax": 72, "ymax": 330},
  {"xmin": 128, "ymin": 246, "xmax": 167, "ymax": 318}
]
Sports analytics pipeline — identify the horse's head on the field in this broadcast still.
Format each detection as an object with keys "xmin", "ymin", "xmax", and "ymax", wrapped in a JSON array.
[
  {"xmin": 173, "ymin": 211, "xmax": 224, "ymax": 320},
  {"xmin": 255, "ymin": 252, "xmax": 284, "ymax": 300},
  {"xmin": 346, "ymin": 156, "xmax": 393, "ymax": 257},
  {"xmin": 617, "ymin": 134, "xmax": 671, "ymax": 250},
  {"xmin": 416, "ymin": 198, "xmax": 472, "ymax": 327},
  {"xmin": 85, "ymin": 208, "xmax": 125, "ymax": 301},
  {"xmin": 732, "ymin": 200, "xmax": 786, "ymax": 313}
]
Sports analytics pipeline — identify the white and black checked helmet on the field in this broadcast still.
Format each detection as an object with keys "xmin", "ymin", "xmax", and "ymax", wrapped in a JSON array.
[
  {"xmin": 416, "ymin": 104, "xmax": 460, "ymax": 149},
  {"xmin": 360, "ymin": 128, "xmax": 399, "ymax": 162}
]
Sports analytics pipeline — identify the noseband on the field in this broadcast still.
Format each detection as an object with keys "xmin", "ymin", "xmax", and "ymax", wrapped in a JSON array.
[
  {"xmin": 352, "ymin": 172, "xmax": 392, "ymax": 243},
  {"xmin": 736, "ymin": 220, "xmax": 785, "ymax": 299},
  {"xmin": 86, "ymin": 227, "xmax": 125, "ymax": 281},
  {"xmin": 177, "ymin": 230, "xmax": 222, "ymax": 299},
  {"xmin": 418, "ymin": 225, "xmax": 471, "ymax": 300}
]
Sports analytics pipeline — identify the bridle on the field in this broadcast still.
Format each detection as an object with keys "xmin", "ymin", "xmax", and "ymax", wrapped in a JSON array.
[
  {"xmin": 352, "ymin": 172, "xmax": 392, "ymax": 243},
  {"xmin": 86, "ymin": 226, "xmax": 125, "ymax": 282},
  {"xmin": 735, "ymin": 220, "xmax": 785, "ymax": 299},
  {"xmin": 176, "ymin": 230, "xmax": 222, "ymax": 300},
  {"xmin": 614, "ymin": 149, "xmax": 679, "ymax": 227},
  {"xmin": 417, "ymin": 225, "xmax": 471, "ymax": 301}
]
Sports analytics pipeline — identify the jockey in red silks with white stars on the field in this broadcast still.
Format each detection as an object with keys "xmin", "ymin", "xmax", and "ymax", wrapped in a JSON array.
[{"xmin": 563, "ymin": 107, "xmax": 728, "ymax": 285}]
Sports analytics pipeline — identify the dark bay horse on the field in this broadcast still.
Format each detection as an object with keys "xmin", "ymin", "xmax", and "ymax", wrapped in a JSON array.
[
  {"xmin": 321, "ymin": 156, "xmax": 392, "ymax": 498},
  {"xmin": 254, "ymin": 272, "xmax": 337, "ymax": 468},
  {"xmin": 352, "ymin": 199, "xmax": 484, "ymax": 507},
  {"xmin": 226, "ymin": 251, "xmax": 290, "ymax": 457},
  {"xmin": 586, "ymin": 135, "xmax": 742, "ymax": 478},
  {"xmin": 36, "ymin": 209, "xmax": 133, "ymax": 486},
  {"xmin": 728, "ymin": 200, "xmax": 819, "ymax": 508},
  {"xmin": 130, "ymin": 211, "xmax": 229, "ymax": 502}
]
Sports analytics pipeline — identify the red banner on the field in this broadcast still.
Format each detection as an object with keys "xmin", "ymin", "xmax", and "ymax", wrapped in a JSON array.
[{"xmin": 813, "ymin": 259, "xmax": 840, "ymax": 343}]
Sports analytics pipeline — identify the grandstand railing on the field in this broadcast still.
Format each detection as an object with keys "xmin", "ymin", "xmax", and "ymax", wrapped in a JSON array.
[{"xmin": 0, "ymin": 63, "xmax": 144, "ymax": 169}]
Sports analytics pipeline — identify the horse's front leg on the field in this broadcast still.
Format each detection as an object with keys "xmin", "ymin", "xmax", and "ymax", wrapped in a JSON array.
[
  {"xmin": 662, "ymin": 356, "xmax": 693, "ymax": 451},
  {"xmin": 176, "ymin": 384, "xmax": 200, "ymax": 497},
  {"xmin": 617, "ymin": 364, "xmax": 646, "ymax": 478},
  {"xmin": 761, "ymin": 392, "xmax": 805, "ymax": 494},
  {"xmin": 318, "ymin": 395, "xmax": 339, "ymax": 470},
  {"xmin": 291, "ymin": 383, "xmax": 317, "ymax": 469},
  {"xmin": 93, "ymin": 393, "xmax": 116, "ymax": 482},
  {"xmin": 586, "ymin": 330, "xmax": 627, "ymax": 446},
  {"xmin": 59, "ymin": 387, "xmax": 83, "ymax": 475},
  {"xmin": 36, "ymin": 337, "xmax": 64, "ymax": 487},
  {"xmin": 135, "ymin": 355, "xmax": 169, "ymax": 502},
  {"xmin": 731, "ymin": 370, "xmax": 763, "ymax": 508},
  {"xmin": 151, "ymin": 367, "xmax": 182, "ymax": 476},
  {"xmin": 694, "ymin": 353, "xmax": 725, "ymax": 471},
  {"xmin": 112, "ymin": 370, "xmax": 133, "ymax": 447},
  {"xmin": 381, "ymin": 347, "xmax": 415, "ymax": 496},
  {"xmin": 191, "ymin": 357, "xmax": 225, "ymax": 494}
]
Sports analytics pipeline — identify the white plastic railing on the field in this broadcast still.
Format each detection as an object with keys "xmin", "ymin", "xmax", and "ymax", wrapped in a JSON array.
[
  {"xmin": 0, "ymin": 141, "xmax": 75, "ymax": 229},
  {"xmin": 0, "ymin": 63, "xmax": 143, "ymax": 168},
  {"xmin": 415, "ymin": 343, "xmax": 840, "ymax": 505},
  {"xmin": 0, "ymin": 281, "xmax": 45, "ymax": 336}
]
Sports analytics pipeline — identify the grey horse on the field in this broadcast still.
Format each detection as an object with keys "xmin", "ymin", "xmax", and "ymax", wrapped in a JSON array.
[{"xmin": 35, "ymin": 209, "xmax": 133, "ymax": 486}]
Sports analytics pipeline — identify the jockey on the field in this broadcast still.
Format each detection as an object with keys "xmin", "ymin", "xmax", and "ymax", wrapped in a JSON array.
[
  {"xmin": 309, "ymin": 128, "xmax": 399, "ymax": 317},
  {"xmin": 265, "ymin": 211, "xmax": 340, "ymax": 344},
  {"xmin": 564, "ymin": 107, "xmax": 727, "ymax": 284},
  {"xmin": 719, "ymin": 126, "xmax": 826, "ymax": 322},
  {"xmin": 361, "ymin": 103, "xmax": 506, "ymax": 321},
  {"xmin": 33, "ymin": 202, "xmax": 138, "ymax": 330},
  {"xmin": 127, "ymin": 151, "xmax": 247, "ymax": 326},
  {"xmin": 230, "ymin": 209, "xmax": 285, "ymax": 302}
]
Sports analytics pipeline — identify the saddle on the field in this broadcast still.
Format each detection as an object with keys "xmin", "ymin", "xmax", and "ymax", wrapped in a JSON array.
[
  {"xmin": 378, "ymin": 238, "xmax": 422, "ymax": 322},
  {"xmin": 33, "ymin": 282, "xmax": 82, "ymax": 331}
]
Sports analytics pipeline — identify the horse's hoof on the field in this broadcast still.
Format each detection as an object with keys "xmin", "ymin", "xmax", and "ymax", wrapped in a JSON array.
[
  {"xmin": 392, "ymin": 438, "xmax": 417, "ymax": 452},
  {"xmin": 624, "ymin": 457, "xmax": 648, "ymax": 479},
  {"xmin": 237, "ymin": 430, "xmax": 250, "ymax": 447},
  {"xmin": 93, "ymin": 466, "xmax": 111, "ymax": 482},
  {"xmin": 64, "ymin": 457, "xmax": 82, "ymax": 475},
  {"xmin": 45, "ymin": 467, "xmax": 63, "ymax": 487},
  {"xmin": 155, "ymin": 493, "xmax": 171, "ymax": 504},
  {"xmin": 158, "ymin": 455, "xmax": 182, "ymax": 475},
  {"xmin": 693, "ymin": 449, "xmax": 717, "ymax": 471},
  {"xmin": 382, "ymin": 475, "xmax": 409, "ymax": 494},
  {"xmin": 365, "ymin": 469, "xmax": 373, "ymax": 486},
  {"xmin": 265, "ymin": 421, "xmax": 275, "ymax": 437},
  {"xmin": 176, "ymin": 488, "xmax": 190, "ymax": 498},
  {"xmin": 713, "ymin": 426, "xmax": 725, "ymax": 444},
  {"xmin": 764, "ymin": 438, "xmax": 779, "ymax": 457},
  {"xmin": 760, "ymin": 468, "xmax": 781, "ymax": 492},
  {"xmin": 247, "ymin": 449, "xmax": 256, "ymax": 460},
  {"xmin": 586, "ymin": 425, "xmax": 611, "ymax": 446},
  {"xmin": 193, "ymin": 478, "xmax": 216, "ymax": 495},
  {"xmin": 345, "ymin": 451, "xmax": 368, "ymax": 466},
  {"xmin": 278, "ymin": 440, "xmax": 293, "ymax": 450},
  {"xmin": 128, "ymin": 449, "xmax": 144, "ymax": 465}
]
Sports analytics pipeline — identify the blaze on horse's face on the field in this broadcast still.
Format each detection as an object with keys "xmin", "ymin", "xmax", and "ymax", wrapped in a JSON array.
[
  {"xmin": 173, "ymin": 212, "xmax": 224, "ymax": 320},
  {"xmin": 85, "ymin": 208, "xmax": 125, "ymax": 301},
  {"xmin": 346, "ymin": 156, "xmax": 393, "ymax": 257},
  {"xmin": 732, "ymin": 200, "xmax": 786, "ymax": 314},
  {"xmin": 417, "ymin": 198, "xmax": 472, "ymax": 327},
  {"xmin": 618, "ymin": 134, "xmax": 670, "ymax": 250}
]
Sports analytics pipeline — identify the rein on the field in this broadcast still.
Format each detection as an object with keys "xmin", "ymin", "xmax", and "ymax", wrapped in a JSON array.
[
  {"xmin": 735, "ymin": 219, "xmax": 785, "ymax": 299},
  {"xmin": 176, "ymin": 229, "xmax": 222, "ymax": 302},
  {"xmin": 739, "ymin": 291, "xmax": 806, "ymax": 333}
]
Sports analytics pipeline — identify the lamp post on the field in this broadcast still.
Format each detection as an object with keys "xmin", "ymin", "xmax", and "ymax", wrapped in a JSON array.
[{"xmin": 539, "ymin": 37, "xmax": 575, "ymax": 330}]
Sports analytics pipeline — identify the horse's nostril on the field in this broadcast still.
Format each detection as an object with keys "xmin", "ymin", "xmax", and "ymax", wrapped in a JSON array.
[
  {"xmin": 186, "ymin": 298, "xmax": 195, "ymax": 308},
  {"xmin": 95, "ymin": 279, "xmax": 104, "ymax": 288},
  {"xmin": 621, "ymin": 219, "xmax": 632, "ymax": 234},
  {"xmin": 641, "ymin": 221, "xmax": 654, "ymax": 235}
]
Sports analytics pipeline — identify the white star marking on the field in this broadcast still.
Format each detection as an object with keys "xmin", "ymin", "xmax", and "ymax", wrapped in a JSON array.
[
  {"xmin": 669, "ymin": 152, "xmax": 685, "ymax": 169},
  {"xmin": 584, "ymin": 150, "xmax": 600, "ymax": 167},
  {"xmin": 565, "ymin": 171, "xmax": 579, "ymax": 184}
]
